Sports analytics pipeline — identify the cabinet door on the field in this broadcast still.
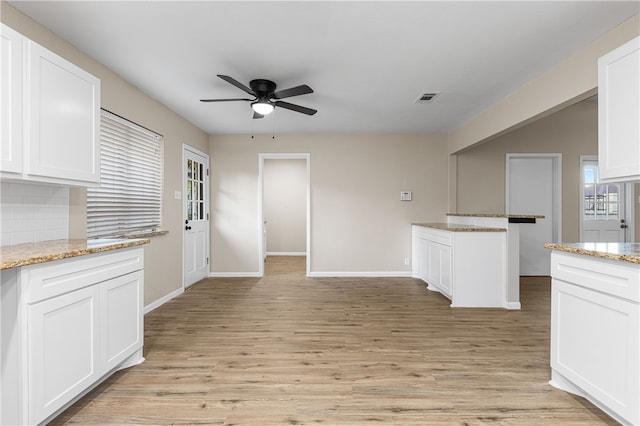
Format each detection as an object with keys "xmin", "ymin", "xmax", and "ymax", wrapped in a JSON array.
[
  {"xmin": 598, "ymin": 36, "xmax": 640, "ymax": 182},
  {"xmin": 418, "ymin": 238, "xmax": 429, "ymax": 281},
  {"xmin": 427, "ymin": 242, "xmax": 441, "ymax": 288},
  {"xmin": 427, "ymin": 241, "xmax": 452, "ymax": 297},
  {"xmin": 26, "ymin": 40, "xmax": 100, "ymax": 185},
  {"xmin": 102, "ymin": 271, "xmax": 144, "ymax": 372},
  {"xmin": 0, "ymin": 24, "xmax": 24, "ymax": 175},
  {"xmin": 440, "ymin": 244, "xmax": 452, "ymax": 296},
  {"xmin": 552, "ymin": 279, "xmax": 639, "ymax": 424},
  {"xmin": 28, "ymin": 285, "xmax": 100, "ymax": 424}
]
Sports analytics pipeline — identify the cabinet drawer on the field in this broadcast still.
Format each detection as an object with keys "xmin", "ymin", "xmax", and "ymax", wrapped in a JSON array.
[
  {"xmin": 412, "ymin": 226, "xmax": 430, "ymax": 240},
  {"xmin": 426, "ymin": 228, "xmax": 452, "ymax": 246},
  {"xmin": 24, "ymin": 247, "xmax": 144, "ymax": 304},
  {"xmin": 412, "ymin": 226, "xmax": 452, "ymax": 246},
  {"xmin": 551, "ymin": 251, "xmax": 640, "ymax": 302}
]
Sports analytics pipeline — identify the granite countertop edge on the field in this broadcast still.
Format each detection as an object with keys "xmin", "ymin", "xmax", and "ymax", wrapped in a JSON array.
[
  {"xmin": 446, "ymin": 213, "xmax": 545, "ymax": 219},
  {"xmin": 413, "ymin": 223, "xmax": 507, "ymax": 232},
  {"xmin": 544, "ymin": 242, "xmax": 640, "ymax": 264},
  {"xmin": 0, "ymin": 238, "xmax": 150, "ymax": 270}
]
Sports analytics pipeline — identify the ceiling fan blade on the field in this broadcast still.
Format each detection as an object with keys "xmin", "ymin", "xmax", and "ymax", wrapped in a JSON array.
[
  {"xmin": 253, "ymin": 111, "xmax": 264, "ymax": 119},
  {"xmin": 200, "ymin": 98, "xmax": 253, "ymax": 102},
  {"xmin": 274, "ymin": 100, "xmax": 317, "ymax": 116},
  {"xmin": 217, "ymin": 74, "xmax": 255, "ymax": 95},
  {"xmin": 272, "ymin": 84, "xmax": 313, "ymax": 99}
]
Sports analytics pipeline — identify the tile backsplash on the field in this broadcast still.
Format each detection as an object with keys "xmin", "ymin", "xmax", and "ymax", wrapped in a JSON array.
[{"xmin": 1, "ymin": 182, "xmax": 69, "ymax": 245}]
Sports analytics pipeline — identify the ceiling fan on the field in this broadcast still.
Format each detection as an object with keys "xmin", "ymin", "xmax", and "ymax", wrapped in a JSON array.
[{"xmin": 200, "ymin": 74, "xmax": 317, "ymax": 119}]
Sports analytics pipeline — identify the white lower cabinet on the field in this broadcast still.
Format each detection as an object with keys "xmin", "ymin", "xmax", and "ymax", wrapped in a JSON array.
[
  {"xmin": 411, "ymin": 233, "xmax": 429, "ymax": 282},
  {"xmin": 1, "ymin": 247, "xmax": 144, "ymax": 425},
  {"xmin": 102, "ymin": 271, "xmax": 144, "ymax": 371},
  {"xmin": 427, "ymin": 241, "xmax": 452, "ymax": 297},
  {"xmin": 550, "ymin": 251, "xmax": 639, "ymax": 425},
  {"xmin": 28, "ymin": 285, "xmax": 101, "ymax": 423},
  {"xmin": 412, "ymin": 225, "xmax": 507, "ymax": 308}
]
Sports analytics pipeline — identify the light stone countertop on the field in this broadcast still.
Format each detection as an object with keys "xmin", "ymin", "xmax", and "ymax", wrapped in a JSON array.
[
  {"xmin": 0, "ymin": 238, "xmax": 150, "ymax": 270},
  {"xmin": 447, "ymin": 213, "xmax": 545, "ymax": 219},
  {"xmin": 544, "ymin": 242, "xmax": 640, "ymax": 264},
  {"xmin": 413, "ymin": 223, "xmax": 507, "ymax": 232}
]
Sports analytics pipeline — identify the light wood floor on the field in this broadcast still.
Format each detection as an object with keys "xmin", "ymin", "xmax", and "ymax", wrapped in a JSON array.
[{"xmin": 52, "ymin": 256, "xmax": 616, "ymax": 425}]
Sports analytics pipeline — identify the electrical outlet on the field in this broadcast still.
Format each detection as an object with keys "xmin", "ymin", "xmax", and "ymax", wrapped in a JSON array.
[{"xmin": 404, "ymin": 258, "xmax": 410, "ymax": 265}]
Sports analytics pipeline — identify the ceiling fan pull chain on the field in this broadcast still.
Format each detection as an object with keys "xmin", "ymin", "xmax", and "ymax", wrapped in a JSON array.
[
  {"xmin": 272, "ymin": 109, "xmax": 276, "ymax": 140},
  {"xmin": 251, "ymin": 110, "xmax": 255, "ymax": 140}
]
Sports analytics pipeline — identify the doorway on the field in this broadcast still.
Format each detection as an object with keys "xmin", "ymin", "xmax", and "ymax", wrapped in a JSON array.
[
  {"xmin": 183, "ymin": 145, "xmax": 210, "ymax": 288},
  {"xmin": 580, "ymin": 155, "xmax": 634, "ymax": 242},
  {"xmin": 258, "ymin": 153, "xmax": 310, "ymax": 277},
  {"xmin": 506, "ymin": 153, "xmax": 562, "ymax": 276}
]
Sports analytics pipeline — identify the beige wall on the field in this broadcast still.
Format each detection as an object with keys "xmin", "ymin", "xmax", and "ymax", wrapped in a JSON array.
[
  {"xmin": 448, "ymin": 14, "xmax": 640, "ymax": 154},
  {"xmin": 456, "ymin": 99, "xmax": 639, "ymax": 243},
  {"xmin": 2, "ymin": 3, "xmax": 209, "ymax": 305},
  {"xmin": 264, "ymin": 159, "xmax": 307, "ymax": 254},
  {"xmin": 210, "ymin": 133, "xmax": 448, "ymax": 274},
  {"xmin": 4, "ymin": 1, "xmax": 637, "ymax": 290}
]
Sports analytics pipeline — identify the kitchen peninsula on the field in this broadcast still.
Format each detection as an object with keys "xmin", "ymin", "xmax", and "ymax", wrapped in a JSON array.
[
  {"xmin": 545, "ymin": 242, "xmax": 640, "ymax": 426},
  {"xmin": 412, "ymin": 222, "xmax": 507, "ymax": 308},
  {"xmin": 1, "ymin": 238, "xmax": 148, "ymax": 425},
  {"xmin": 446, "ymin": 213, "xmax": 544, "ymax": 309}
]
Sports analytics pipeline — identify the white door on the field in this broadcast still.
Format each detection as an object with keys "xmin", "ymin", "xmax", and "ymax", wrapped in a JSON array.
[
  {"xmin": 581, "ymin": 156, "xmax": 627, "ymax": 242},
  {"xmin": 507, "ymin": 154, "xmax": 561, "ymax": 276},
  {"xmin": 183, "ymin": 146, "xmax": 209, "ymax": 288}
]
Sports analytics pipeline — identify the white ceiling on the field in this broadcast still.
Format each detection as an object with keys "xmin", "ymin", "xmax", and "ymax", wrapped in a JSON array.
[{"xmin": 8, "ymin": 1, "xmax": 640, "ymax": 135}]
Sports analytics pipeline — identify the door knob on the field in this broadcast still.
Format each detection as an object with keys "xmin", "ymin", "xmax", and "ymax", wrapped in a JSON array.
[{"xmin": 185, "ymin": 226, "xmax": 191, "ymax": 231}]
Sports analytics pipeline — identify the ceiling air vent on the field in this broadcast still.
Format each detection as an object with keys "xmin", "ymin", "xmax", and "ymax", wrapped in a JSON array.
[{"xmin": 414, "ymin": 92, "xmax": 440, "ymax": 104}]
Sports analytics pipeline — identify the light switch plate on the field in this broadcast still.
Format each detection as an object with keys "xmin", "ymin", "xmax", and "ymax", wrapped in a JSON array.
[
  {"xmin": 174, "ymin": 190, "xmax": 182, "ymax": 200},
  {"xmin": 400, "ymin": 191, "xmax": 412, "ymax": 201}
]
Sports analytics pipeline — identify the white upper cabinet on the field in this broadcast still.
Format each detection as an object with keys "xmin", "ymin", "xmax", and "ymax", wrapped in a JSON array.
[
  {"xmin": 0, "ymin": 24, "xmax": 100, "ymax": 186},
  {"xmin": 598, "ymin": 36, "xmax": 640, "ymax": 183},
  {"xmin": 1, "ymin": 24, "xmax": 24, "ymax": 174}
]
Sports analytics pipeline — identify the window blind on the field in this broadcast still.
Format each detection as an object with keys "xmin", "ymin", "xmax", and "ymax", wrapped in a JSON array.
[{"xmin": 87, "ymin": 110, "xmax": 164, "ymax": 238}]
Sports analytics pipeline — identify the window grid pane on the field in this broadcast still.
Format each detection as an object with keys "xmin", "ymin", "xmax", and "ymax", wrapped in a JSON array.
[
  {"xmin": 186, "ymin": 159, "xmax": 206, "ymax": 223},
  {"xmin": 583, "ymin": 163, "xmax": 621, "ymax": 221}
]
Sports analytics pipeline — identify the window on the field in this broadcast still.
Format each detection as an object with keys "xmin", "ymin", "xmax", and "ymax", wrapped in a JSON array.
[
  {"xmin": 583, "ymin": 161, "xmax": 620, "ymax": 220},
  {"xmin": 87, "ymin": 110, "xmax": 164, "ymax": 238}
]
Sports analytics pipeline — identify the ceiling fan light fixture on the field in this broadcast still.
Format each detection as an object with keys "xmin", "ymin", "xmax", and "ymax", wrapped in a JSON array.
[{"xmin": 251, "ymin": 99, "xmax": 274, "ymax": 115}]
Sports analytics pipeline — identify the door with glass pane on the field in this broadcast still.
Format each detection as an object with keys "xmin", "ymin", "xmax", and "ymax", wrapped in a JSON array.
[
  {"xmin": 581, "ymin": 156, "xmax": 626, "ymax": 242},
  {"xmin": 183, "ymin": 146, "xmax": 209, "ymax": 287}
]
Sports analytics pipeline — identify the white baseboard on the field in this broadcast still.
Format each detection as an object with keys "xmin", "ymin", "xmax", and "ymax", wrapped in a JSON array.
[
  {"xmin": 144, "ymin": 287, "xmax": 183, "ymax": 314},
  {"xmin": 307, "ymin": 271, "xmax": 413, "ymax": 278},
  {"xmin": 208, "ymin": 272, "xmax": 263, "ymax": 278},
  {"xmin": 266, "ymin": 252, "xmax": 307, "ymax": 256}
]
